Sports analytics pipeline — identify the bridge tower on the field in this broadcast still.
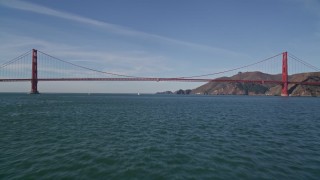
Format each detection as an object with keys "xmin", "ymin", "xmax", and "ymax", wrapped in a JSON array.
[
  {"xmin": 30, "ymin": 49, "xmax": 39, "ymax": 94},
  {"xmin": 281, "ymin": 52, "xmax": 288, "ymax": 96}
]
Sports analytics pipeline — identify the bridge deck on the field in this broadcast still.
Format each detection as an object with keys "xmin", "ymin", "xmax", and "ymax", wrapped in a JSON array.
[{"xmin": 1, "ymin": 78, "xmax": 320, "ymax": 85}]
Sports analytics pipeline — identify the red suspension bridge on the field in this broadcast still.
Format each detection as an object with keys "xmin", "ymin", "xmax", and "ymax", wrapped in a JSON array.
[{"xmin": 0, "ymin": 49, "xmax": 319, "ymax": 96}]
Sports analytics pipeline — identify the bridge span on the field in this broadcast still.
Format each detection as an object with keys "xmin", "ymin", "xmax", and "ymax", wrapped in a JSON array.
[{"xmin": 1, "ymin": 49, "xmax": 319, "ymax": 96}]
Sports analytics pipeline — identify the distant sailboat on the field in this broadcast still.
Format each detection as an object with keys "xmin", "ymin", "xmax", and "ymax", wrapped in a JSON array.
[{"xmin": 137, "ymin": 93, "xmax": 140, "ymax": 96}]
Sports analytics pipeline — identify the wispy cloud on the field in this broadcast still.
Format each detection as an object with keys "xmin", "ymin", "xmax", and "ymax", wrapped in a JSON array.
[
  {"xmin": 0, "ymin": 33, "xmax": 173, "ymax": 76},
  {"xmin": 0, "ymin": 0, "xmax": 244, "ymax": 56}
]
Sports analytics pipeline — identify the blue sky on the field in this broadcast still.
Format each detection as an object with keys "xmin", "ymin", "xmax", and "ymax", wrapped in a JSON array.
[{"xmin": 0, "ymin": 0, "xmax": 320, "ymax": 93}]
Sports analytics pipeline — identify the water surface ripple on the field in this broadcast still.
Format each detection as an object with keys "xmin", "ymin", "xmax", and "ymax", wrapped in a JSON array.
[{"xmin": 1, "ymin": 94, "xmax": 320, "ymax": 179}]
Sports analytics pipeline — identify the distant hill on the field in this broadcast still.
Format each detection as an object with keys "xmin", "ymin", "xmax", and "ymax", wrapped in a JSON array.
[{"xmin": 192, "ymin": 71, "xmax": 320, "ymax": 96}]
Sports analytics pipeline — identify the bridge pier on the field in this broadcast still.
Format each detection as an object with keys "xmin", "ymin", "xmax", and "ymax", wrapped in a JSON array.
[
  {"xmin": 281, "ymin": 52, "xmax": 288, "ymax": 96},
  {"xmin": 30, "ymin": 49, "xmax": 39, "ymax": 94}
]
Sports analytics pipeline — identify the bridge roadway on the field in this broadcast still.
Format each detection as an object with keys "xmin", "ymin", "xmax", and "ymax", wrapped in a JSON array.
[{"xmin": 1, "ymin": 78, "xmax": 320, "ymax": 86}]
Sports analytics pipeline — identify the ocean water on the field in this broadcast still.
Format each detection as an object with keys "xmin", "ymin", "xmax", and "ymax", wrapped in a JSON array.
[{"xmin": 0, "ymin": 93, "xmax": 320, "ymax": 179}]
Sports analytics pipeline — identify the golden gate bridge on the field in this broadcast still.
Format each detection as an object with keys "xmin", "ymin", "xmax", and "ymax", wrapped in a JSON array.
[{"xmin": 0, "ymin": 49, "xmax": 319, "ymax": 96}]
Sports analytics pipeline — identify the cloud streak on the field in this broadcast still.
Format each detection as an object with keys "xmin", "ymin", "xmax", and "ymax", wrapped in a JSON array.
[
  {"xmin": 0, "ymin": 0, "xmax": 243, "ymax": 56},
  {"xmin": 0, "ymin": 33, "xmax": 174, "ymax": 77}
]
